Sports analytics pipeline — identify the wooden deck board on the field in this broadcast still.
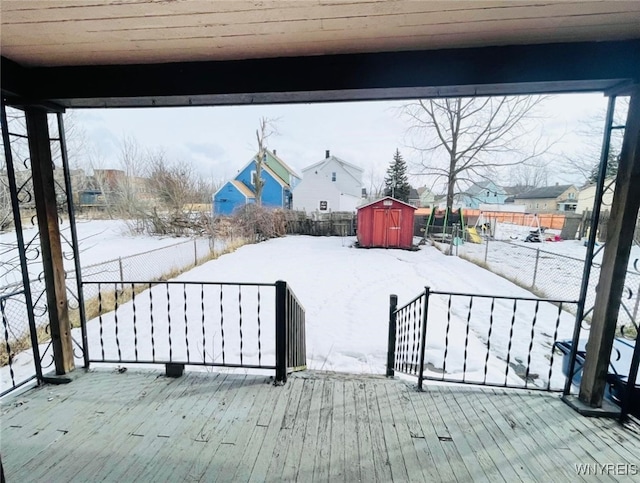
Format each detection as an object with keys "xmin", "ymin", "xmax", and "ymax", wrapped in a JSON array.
[
  {"xmin": 312, "ymin": 376, "xmax": 334, "ymax": 482},
  {"xmin": 3, "ymin": 369, "xmax": 640, "ymax": 482},
  {"xmin": 296, "ymin": 379, "xmax": 323, "ymax": 482},
  {"xmin": 474, "ymin": 389, "xmax": 557, "ymax": 482}
]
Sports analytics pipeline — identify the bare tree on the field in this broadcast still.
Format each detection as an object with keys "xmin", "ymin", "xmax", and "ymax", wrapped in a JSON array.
[
  {"xmin": 402, "ymin": 96, "xmax": 551, "ymax": 211},
  {"xmin": 507, "ymin": 159, "xmax": 550, "ymax": 192},
  {"xmin": 562, "ymin": 97, "xmax": 628, "ymax": 184},
  {"xmin": 366, "ymin": 167, "xmax": 386, "ymax": 200},
  {"xmin": 253, "ymin": 117, "xmax": 278, "ymax": 206},
  {"xmin": 147, "ymin": 152, "xmax": 198, "ymax": 213}
]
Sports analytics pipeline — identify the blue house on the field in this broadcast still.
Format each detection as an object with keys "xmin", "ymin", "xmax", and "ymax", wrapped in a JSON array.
[
  {"xmin": 213, "ymin": 150, "xmax": 299, "ymax": 215},
  {"xmin": 458, "ymin": 180, "xmax": 507, "ymax": 209}
]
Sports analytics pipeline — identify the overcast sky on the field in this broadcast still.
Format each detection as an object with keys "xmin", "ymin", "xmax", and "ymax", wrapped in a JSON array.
[{"xmin": 73, "ymin": 92, "xmax": 610, "ymax": 191}]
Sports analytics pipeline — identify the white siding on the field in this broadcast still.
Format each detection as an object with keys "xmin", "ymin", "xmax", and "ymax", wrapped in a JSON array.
[
  {"xmin": 293, "ymin": 172, "xmax": 363, "ymax": 213},
  {"xmin": 577, "ymin": 182, "xmax": 615, "ymax": 214},
  {"xmin": 293, "ymin": 174, "xmax": 342, "ymax": 212},
  {"xmin": 301, "ymin": 157, "xmax": 363, "ymax": 198}
]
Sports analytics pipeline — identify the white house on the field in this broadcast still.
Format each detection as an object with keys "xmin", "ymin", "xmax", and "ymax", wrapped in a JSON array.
[
  {"xmin": 293, "ymin": 150, "xmax": 365, "ymax": 213},
  {"xmin": 576, "ymin": 179, "xmax": 616, "ymax": 214}
]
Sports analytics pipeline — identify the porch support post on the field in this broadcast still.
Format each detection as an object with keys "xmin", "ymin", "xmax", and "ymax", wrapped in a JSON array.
[
  {"xmin": 579, "ymin": 88, "xmax": 640, "ymax": 408},
  {"xmin": 26, "ymin": 107, "xmax": 75, "ymax": 375}
]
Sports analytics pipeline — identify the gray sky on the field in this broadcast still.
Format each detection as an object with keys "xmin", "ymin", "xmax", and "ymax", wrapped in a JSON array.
[{"xmin": 73, "ymin": 92, "xmax": 610, "ymax": 191}]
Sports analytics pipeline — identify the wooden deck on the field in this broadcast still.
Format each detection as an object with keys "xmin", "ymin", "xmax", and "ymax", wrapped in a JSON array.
[{"xmin": 2, "ymin": 369, "xmax": 640, "ymax": 482}]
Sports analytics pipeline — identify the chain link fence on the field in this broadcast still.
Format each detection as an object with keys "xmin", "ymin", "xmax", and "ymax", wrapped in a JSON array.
[
  {"xmin": 1, "ymin": 236, "xmax": 226, "ymax": 346},
  {"xmin": 441, "ymin": 235, "xmax": 640, "ymax": 328}
]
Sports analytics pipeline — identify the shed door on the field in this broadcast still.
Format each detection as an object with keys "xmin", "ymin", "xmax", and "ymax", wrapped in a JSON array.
[
  {"xmin": 373, "ymin": 209, "xmax": 386, "ymax": 246},
  {"xmin": 387, "ymin": 209, "xmax": 402, "ymax": 247}
]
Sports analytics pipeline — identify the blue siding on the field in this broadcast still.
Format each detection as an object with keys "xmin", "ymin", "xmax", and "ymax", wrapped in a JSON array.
[
  {"xmin": 215, "ymin": 158, "xmax": 293, "ymax": 215},
  {"xmin": 236, "ymin": 162, "xmax": 285, "ymax": 208},
  {"xmin": 461, "ymin": 181, "xmax": 507, "ymax": 208},
  {"xmin": 213, "ymin": 182, "xmax": 253, "ymax": 215}
]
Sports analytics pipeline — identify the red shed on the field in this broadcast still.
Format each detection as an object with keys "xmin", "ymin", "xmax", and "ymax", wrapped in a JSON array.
[{"xmin": 357, "ymin": 197, "xmax": 417, "ymax": 249}]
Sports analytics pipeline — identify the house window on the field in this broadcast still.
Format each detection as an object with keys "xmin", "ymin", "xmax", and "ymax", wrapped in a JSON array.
[
  {"xmin": 251, "ymin": 170, "xmax": 257, "ymax": 186},
  {"xmin": 568, "ymin": 192, "xmax": 575, "ymax": 199},
  {"xmin": 331, "ymin": 172, "xmax": 336, "ymax": 182}
]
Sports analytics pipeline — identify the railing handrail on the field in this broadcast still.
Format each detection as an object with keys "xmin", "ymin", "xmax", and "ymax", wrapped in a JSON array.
[
  {"xmin": 428, "ymin": 289, "xmax": 578, "ymax": 305},
  {"xmin": 285, "ymin": 284, "xmax": 304, "ymax": 307},
  {"xmin": 395, "ymin": 291, "xmax": 425, "ymax": 313},
  {"xmin": 0, "ymin": 288, "xmax": 26, "ymax": 301},
  {"xmin": 82, "ymin": 280, "xmax": 277, "ymax": 287}
]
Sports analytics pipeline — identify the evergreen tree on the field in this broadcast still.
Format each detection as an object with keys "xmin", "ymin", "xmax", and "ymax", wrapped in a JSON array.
[
  {"xmin": 384, "ymin": 149, "xmax": 411, "ymax": 202},
  {"xmin": 588, "ymin": 151, "xmax": 619, "ymax": 183}
]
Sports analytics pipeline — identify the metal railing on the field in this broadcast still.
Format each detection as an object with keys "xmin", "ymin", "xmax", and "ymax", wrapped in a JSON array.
[
  {"xmin": 0, "ymin": 289, "xmax": 40, "ymax": 397},
  {"xmin": 276, "ymin": 280, "xmax": 307, "ymax": 383},
  {"xmin": 388, "ymin": 287, "xmax": 579, "ymax": 391},
  {"xmin": 83, "ymin": 279, "xmax": 305, "ymax": 383}
]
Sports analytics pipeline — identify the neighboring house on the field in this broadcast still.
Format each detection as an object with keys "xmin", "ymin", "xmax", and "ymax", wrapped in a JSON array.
[
  {"xmin": 513, "ymin": 184, "xmax": 578, "ymax": 213},
  {"xmin": 408, "ymin": 188, "xmax": 420, "ymax": 207},
  {"xmin": 576, "ymin": 179, "xmax": 616, "ymax": 214},
  {"xmin": 213, "ymin": 150, "xmax": 300, "ymax": 215},
  {"xmin": 458, "ymin": 180, "xmax": 507, "ymax": 209},
  {"xmin": 417, "ymin": 186, "xmax": 435, "ymax": 208},
  {"xmin": 293, "ymin": 150, "xmax": 365, "ymax": 213}
]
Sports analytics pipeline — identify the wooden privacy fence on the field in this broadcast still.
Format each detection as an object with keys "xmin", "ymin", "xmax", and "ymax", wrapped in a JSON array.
[{"xmin": 283, "ymin": 211, "xmax": 356, "ymax": 236}]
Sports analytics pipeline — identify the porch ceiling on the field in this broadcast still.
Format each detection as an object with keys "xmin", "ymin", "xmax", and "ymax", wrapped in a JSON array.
[
  {"xmin": 2, "ymin": 1, "xmax": 640, "ymax": 67},
  {"xmin": 1, "ymin": 1, "xmax": 640, "ymax": 107}
]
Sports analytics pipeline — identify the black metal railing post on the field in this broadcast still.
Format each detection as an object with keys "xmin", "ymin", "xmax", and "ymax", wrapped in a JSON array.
[
  {"xmin": 275, "ymin": 280, "xmax": 288, "ymax": 384},
  {"xmin": 620, "ymin": 338, "xmax": 640, "ymax": 421},
  {"xmin": 387, "ymin": 294, "xmax": 398, "ymax": 377},
  {"xmin": 417, "ymin": 287, "xmax": 430, "ymax": 390},
  {"xmin": 563, "ymin": 95, "xmax": 617, "ymax": 397},
  {"xmin": 1, "ymin": 102, "xmax": 43, "ymax": 384}
]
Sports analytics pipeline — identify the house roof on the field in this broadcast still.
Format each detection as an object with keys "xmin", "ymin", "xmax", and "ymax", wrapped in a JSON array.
[
  {"xmin": 302, "ymin": 155, "xmax": 364, "ymax": 176},
  {"xmin": 409, "ymin": 188, "xmax": 420, "ymax": 200},
  {"xmin": 357, "ymin": 196, "xmax": 417, "ymax": 211},
  {"xmin": 267, "ymin": 149, "xmax": 301, "ymax": 180},
  {"xmin": 514, "ymin": 184, "xmax": 575, "ymax": 199},
  {"xmin": 464, "ymin": 180, "xmax": 504, "ymax": 196},
  {"xmin": 301, "ymin": 155, "xmax": 364, "ymax": 189},
  {"xmin": 236, "ymin": 157, "xmax": 289, "ymax": 188},
  {"xmin": 231, "ymin": 181, "xmax": 256, "ymax": 199}
]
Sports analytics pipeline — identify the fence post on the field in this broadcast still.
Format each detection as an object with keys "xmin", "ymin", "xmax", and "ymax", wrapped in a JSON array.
[
  {"xmin": 484, "ymin": 236, "xmax": 489, "ymax": 264},
  {"xmin": 275, "ymin": 280, "xmax": 288, "ymax": 384},
  {"xmin": 417, "ymin": 286, "xmax": 430, "ymax": 391},
  {"xmin": 118, "ymin": 257, "xmax": 124, "ymax": 289},
  {"xmin": 386, "ymin": 294, "xmax": 398, "ymax": 377},
  {"xmin": 193, "ymin": 239, "xmax": 198, "ymax": 265},
  {"xmin": 449, "ymin": 226, "xmax": 455, "ymax": 256},
  {"xmin": 532, "ymin": 248, "xmax": 540, "ymax": 289}
]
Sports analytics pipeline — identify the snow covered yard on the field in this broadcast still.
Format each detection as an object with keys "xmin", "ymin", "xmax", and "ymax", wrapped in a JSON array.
[{"xmin": 2, "ymin": 235, "xmax": 580, "ymax": 393}]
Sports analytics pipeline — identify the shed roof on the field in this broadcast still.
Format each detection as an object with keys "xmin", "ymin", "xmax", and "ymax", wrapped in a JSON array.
[{"xmin": 357, "ymin": 196, "xmax": 417, "ymax": 211}]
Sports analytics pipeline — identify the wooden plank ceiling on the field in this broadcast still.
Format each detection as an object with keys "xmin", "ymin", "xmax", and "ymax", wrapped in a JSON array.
[{"xmin": 2, "ymin": 0, "xmax": 640, "ymax": 67}]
